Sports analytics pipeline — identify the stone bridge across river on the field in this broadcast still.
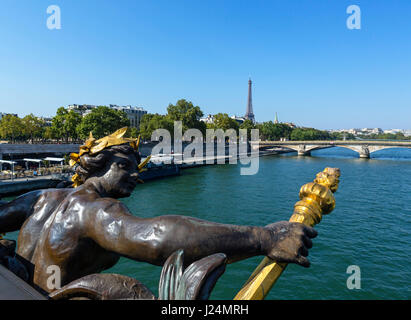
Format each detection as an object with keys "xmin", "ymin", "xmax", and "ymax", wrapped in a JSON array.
[{"xmin": 253, "ymin": 140, "xmax": 411, "ymax": 158}]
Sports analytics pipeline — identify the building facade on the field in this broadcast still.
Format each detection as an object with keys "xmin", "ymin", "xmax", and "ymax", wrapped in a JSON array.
[
  {"xmin": 231, "ymin": 115, "xmax": 245, "ymax": 124},
  {"xmin": 200, "ymin": 114, "xmax": 215, "ymax": 124},
  {"xmin": 109, "ymin": 105, "xmax": 147, "ymax": 129},
  {"xmin": 67, "ymin": 104, "xmax": 96, "ymax": 116}
]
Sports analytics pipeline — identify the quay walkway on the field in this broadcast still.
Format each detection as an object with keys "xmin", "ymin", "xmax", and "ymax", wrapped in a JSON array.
[{"xmin": 0, "ymin": 175, "xmax": 70, "ymax": 197}]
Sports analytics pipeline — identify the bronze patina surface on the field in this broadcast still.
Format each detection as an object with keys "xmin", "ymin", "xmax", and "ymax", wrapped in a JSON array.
[{"xmin": 0, "ymin": 128, "xmax": 319, "ymax": 300}]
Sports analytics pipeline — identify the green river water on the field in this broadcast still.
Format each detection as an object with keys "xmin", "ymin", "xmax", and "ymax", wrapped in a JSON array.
[
  {"xmin": 4, "ymin": 147, "xmax": 411, "ymax": 299},
  {"xmin": 107, "ymin": 147, "xmax": 411, "ymax": 300}
]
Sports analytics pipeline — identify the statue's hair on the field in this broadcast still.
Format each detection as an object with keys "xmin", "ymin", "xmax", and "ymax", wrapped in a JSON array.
[{"xmin": 74, "ymin": 144, "xmax": 141, "ymax": 184}]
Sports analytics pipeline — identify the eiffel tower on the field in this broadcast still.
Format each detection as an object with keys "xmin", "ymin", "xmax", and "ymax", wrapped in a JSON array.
[{"xmin": 245, "ymin": 78, "xmax": 255, "ymax": 123}]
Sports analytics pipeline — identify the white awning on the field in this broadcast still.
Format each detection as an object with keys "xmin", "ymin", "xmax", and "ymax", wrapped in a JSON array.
[
  {"xmin": 23, "ymin": 158, "xmax": 42, "ymax": 163},
  {"xmin": 44, "ymin": 157, "xmax": 64, "ymax": 162},
  {"xmin": 0, "ymin": 160, "xmax": 17, "ymax": 164}
]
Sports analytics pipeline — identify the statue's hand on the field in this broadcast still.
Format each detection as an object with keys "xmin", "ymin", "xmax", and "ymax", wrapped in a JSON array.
[{"xmin": 262, "ymin": 221, "xmax": 317, "ymax": 268}]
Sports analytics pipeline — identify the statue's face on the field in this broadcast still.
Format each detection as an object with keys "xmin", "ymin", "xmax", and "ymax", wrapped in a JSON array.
[{"xmin": 96, "ymin": 151, "xmax": 139, "ymax": 198}]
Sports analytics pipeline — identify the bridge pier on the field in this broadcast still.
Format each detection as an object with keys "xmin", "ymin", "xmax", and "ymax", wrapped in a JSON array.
[
  {"xmin": 297, "ymin": 144, "xmax": 311, "ymax": 156},
  {"xmin": 359, "ymin": 146, "xmax": 370, "ymax": 159},
  {"xmin": 359, "ymin": 153, "xmax": 370, "ymax": 159},
  {"xmin": 298, "ymin": 151, "xmax": 311, "ymax": 156}
]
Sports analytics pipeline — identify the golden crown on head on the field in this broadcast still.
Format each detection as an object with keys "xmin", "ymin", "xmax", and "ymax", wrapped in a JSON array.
[{"xmin": 69, "ymin": 127, "xmax": 151, "ymax": 187}]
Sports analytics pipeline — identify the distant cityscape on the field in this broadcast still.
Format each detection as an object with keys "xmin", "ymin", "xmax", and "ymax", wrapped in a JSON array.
[
  {"xmin": 67, "ymin": 104, "xmax": 147, "ymax": 129},
  {"xmin": 329, "ymin": 127, "xmax": 411, "ymax": 137},
  {"xmin": 1, "ymin": 78, "xmax": 410, "ymax": 138},
  {"xmin": 201, "ymin": 79, "xmax": 411, "ymax": 137},
  {"xmin": 0, "ymin": 103, "xmax": 148, "ymax": 130}
]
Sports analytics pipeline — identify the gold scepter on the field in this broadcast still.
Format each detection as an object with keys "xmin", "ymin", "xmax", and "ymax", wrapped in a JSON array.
[{"xmin": 234, "ymin": 167, "xmax": 341, "ymax": 300}]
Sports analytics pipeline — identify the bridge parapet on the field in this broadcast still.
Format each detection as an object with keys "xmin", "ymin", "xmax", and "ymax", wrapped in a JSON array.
[{"xmin": 253, "ymin": 140, "xmax": 411, "ymax": 158}]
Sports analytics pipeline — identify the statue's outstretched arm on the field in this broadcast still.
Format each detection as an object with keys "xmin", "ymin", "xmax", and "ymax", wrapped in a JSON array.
[
  {"xmin": 0, "ymin": 191, "xmax": 41, "ymax": 233},
  {"xmin": 86, "ymin": 200, "xmax": 317, "ymax": 267}
]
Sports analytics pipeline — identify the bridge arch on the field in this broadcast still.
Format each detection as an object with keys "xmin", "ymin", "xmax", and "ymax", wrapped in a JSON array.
[
  {"xmin": 334, "ymin": 144, "xmax": 371, "ymax": 158},
  {"xmin": 266, "ymin": 144, "xmax": 330, "ymax": 156},
  {"xmin": 335, "ymin": 144, "xmax": 411, "ymax": 158}
]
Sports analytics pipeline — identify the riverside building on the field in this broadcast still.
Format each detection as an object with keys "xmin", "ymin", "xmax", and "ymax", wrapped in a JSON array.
[{"xmin": 67, "ymin": 104, "xmax": 147, "ymax": 129}]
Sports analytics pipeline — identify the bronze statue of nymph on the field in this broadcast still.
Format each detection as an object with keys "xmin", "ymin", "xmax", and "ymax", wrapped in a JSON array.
[{"xmin": 0, "ymin": 128, "xmax": 318, "ymax": 300}]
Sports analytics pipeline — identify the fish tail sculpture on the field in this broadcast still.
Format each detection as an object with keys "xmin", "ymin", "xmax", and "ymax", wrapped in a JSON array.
[
  {"xmin": 159, "ymin": 249, "xmax": 227, "ymax": 300},
  {"xmin": 49, "ymin": 251, "xmax": 227, "ymax": 300}
]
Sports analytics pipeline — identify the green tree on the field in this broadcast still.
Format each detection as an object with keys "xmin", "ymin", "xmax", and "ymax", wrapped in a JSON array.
[
  {"xmin": 290, "ymin": 128, "xmax": 331, "ymax": 141},
  {"xmin": 128, "ymin": 127, "xmax": 139, "ymax": 139},
  {"xmin": 50, "ymin": 107, "xmax": 82, "ymax": 142},
  {"xmin": 239, "ymin": 119, "xmax": 255, "ymax": 130},
  {"xmin": 76, "ymin": 106, "xmax": 130, "ymax": 140},
  {"xmin": 362, "ymin": 132, "xmax": 408, "ymax": 140},
  {"xmin": 167, "ymin": 99, "xmax": 205, "ymax": 134},
  {"xmin": 139, "ymin": 113, "xmax": 174, "ymax": 140},
  {"xmin": 65, "ymin": 110, "xmax": 82, "ymax": 142},
  {"xmin": 50, "ymin": 107, "xmax": 67, "ymax": 142},
  {"xmin": 256, "ymin": 122, "xmax": 293, "ymax": 140},
  {"xmin": 22, "ymin": 114, "xmax": 45, "ymax": 143},
  {"xmin": 208, "ymin": 113, "xmax": 239, "ymax": 132},
  {"xmin": 43, "ymin": 126, "xmax": 59, "ymax": 141},
  {"xmin": 0, "ymin": 114, "xmax": 24, "ymax": 143},
  {"xmin": 330, "ymin": 132, "xmax": 356, "ymax": 140}
]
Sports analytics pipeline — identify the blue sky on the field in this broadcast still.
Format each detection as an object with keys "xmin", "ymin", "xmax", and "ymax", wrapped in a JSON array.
[{"xmin": 0, "ymin": 0, "xmax": 410, "ymax": 129}]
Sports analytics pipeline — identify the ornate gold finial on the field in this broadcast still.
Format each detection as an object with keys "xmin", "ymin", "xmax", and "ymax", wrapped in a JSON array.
[
  {"xmin": 70, "ymin": 127, "xmax": 149, "ymax": 187},
  {"xmin": 314, "ymin": 167, "xmax": 341, "ymax": 193},
  {"xmin": 290, "ymin": 167, "xmax": 340, "ymax": 226},
  {"xmin": 234, "ymin": 167, "xmax": 341, "ymax": 300}
]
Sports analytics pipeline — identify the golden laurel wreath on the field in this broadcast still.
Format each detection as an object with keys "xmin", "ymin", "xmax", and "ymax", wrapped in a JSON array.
[{"xmin": 69, "ymin": 127, "xmax": 150, "ymax": 187}]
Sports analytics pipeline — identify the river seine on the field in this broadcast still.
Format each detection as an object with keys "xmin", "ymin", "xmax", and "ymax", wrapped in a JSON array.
[
  {"xmin": 107, "ymin": 147, "xmax": 411, "ymax": 300},
  {"xmin": 4, "ymin": 147, "xmax": 410, "ymax": 299}
]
